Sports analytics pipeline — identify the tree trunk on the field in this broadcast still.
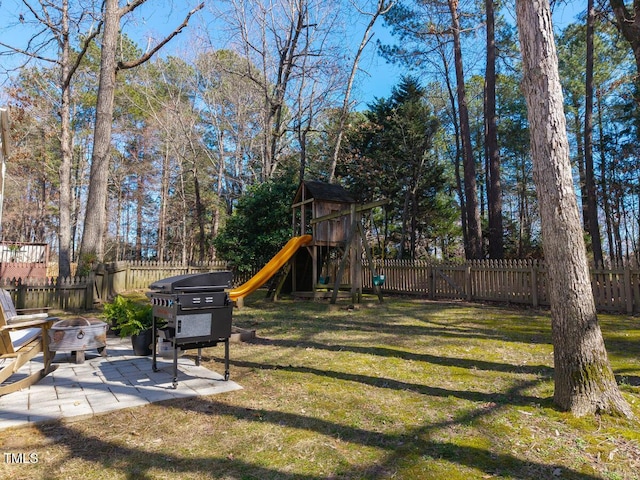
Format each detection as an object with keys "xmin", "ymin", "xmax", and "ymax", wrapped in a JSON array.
[
  {"xmin": 597, "ymin": 91, "xmax": 615, "ymax": 263},
  {"xmin": 517, "ymin": 159, "xmax": 526, "ymax": 256},
  {"xmin": 193, "ymin": 168, "xmax": 206, "ymax": 262},
  {"xmin": 259, "ymin": 1, "xmax": 307, "ymax": 180},
  {"xmin": 612, "ymin": 189, "xmax": 624, "ymax": 264},
  {"xmin": 178, "ymin": 168, "xmax": 188, "ymax": 264},
  {"xmin": 448, "ymin": 0, "xmax": 482, "ymax": 259},
  {"xmin": 77, "ymin": 0, "xmax": 200, "ymax": 271},
  {"xmin": 436, "ymin": 41, "xmax": 468, "ymax": 254},
  {"xmin": 485, "ymin": 0, "xmax": 503, "ymax": 259},
  {"xmin": 584, "ymin": 0, "xmax": 603, "ymax": 266},
  {"xmin": 135, "ymin": 175, "xmax": 144, "ymax": 261},
  {"xmin": 211, "ymin": 131, "xmax": 225, "ymax": 260},
  {"xmin": 398, "ymin": 192, "xmax": 411, "ymax": 260},
  {"xmin": 158, "ymin": 143, "xmax": 170, "ymax": 263},
  {"xmin": 571, "ymin": 100, "xmax": 588, "ymax": 229},
  {"xmin": 78, "ymin": 0, "xmax": 119, "ymax": 272},
  {"xmin": 58, "ymin": 0, "xmax": 73, "ymax": 278},
  {"xmin": 609, "ymin": 0, "xmax": 640, "ymax": 73},
  {"xmin": 410, "ymin": 190, "xmax": 418, "ymax": 258},
  {"xmin": 516, "ymin": 0, "xmax": 632, "ymax": 418},
  {"xmin": 115, "ymin": 173, "xmax": 124, "ymax": 261},
  {"xmin": 298, "ymin": 127, "xmax": 307, "ymax": 182},
  {"xmin": 1, "ymin": 0, "xmax": 101, "ymax": 276}
]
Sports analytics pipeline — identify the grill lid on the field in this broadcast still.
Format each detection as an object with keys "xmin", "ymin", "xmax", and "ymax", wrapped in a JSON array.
[{"xmin": 149, "ymin": 271, "xmax": 233, "ymax": 293}]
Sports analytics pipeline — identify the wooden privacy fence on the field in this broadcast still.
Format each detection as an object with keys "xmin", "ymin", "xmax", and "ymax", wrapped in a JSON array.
[
  {"xmin": 363, "ymin": 259, "xmax": 640, "ymax": 314},
  {"xmin": 0, "ymin": 276, "xmax": 93, "ymax": 312},
  {"xmin": 4, "ymin": 258, "xmax": 640, "ymax": 314},
  {"xmin": 1, "ymin": 261, "xmax": 237, "ymax": 312},
  {"xmin": 108, "ymin": 260, "xmax": 230, "ymax": 292}
]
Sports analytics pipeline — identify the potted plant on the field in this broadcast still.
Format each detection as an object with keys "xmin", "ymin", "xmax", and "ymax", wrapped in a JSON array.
[{"xmin": 102, "ymin": 296, "xmax": 154, "ymax": 355}]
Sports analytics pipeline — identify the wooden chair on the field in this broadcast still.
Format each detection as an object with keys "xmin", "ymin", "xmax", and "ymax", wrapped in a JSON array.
[
  {"xmin": 0, "ymin": 289, "xmax": 50, "ymax": 323},
  {"xmin": 0, "ymin": 289, "xmax": 58, "ymax": 396}
]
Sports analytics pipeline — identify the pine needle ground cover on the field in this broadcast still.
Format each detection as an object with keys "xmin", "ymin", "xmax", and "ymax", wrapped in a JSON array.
[{"xmin": 1, "ymin": 294, "xmax": 639, "ymax": 479}]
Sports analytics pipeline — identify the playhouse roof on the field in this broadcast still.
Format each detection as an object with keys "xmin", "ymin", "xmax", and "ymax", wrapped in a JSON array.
[{"xmin": 293, "ymin": 180, "xmax": 356, "ymax": 204}]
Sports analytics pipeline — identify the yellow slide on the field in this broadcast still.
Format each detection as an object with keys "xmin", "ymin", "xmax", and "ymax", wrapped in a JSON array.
[{"xmin": 228, "ymin": 235, "xmax": 312, "ymax": 301}]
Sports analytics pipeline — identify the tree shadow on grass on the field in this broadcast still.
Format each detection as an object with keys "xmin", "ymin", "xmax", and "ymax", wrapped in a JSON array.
[
  {"xmin": 226, "ymin": 357, "xmax": 547, "ymax": 406},
  {"xmin": 247, "ymin": 337, "xmax": 555, "ymax": 377},
  {"xmin": 34, "ymin": 383, "xmax": 602, "ymax": 480},
  {"xmin": 319, "ymin": 317, "xmax": 555, "ymax": 346},
  {"xmin": 601, "ymin": 337, "xmax": 640, "ymax": 363},
  {"xmin": 25, "ymin": 298, "xmax": 631, "ymax": 479},
  {"xmin": 35, "ymin": 422, "xmax": 324, "ymax": 480},
  {"xmin": 615, "ymin": 369, "xmax": 640, "ymax": 387},
  {"xmin": 236, "ymin": 297, "xmax": 640, "ymax": 364},
  {"xmin": 277, "ymin": 317, "xmax": 640, "ymax": 364},
  {"xmin": 237, "ymin": 302, "xmax": 559, "ymax": 353}
]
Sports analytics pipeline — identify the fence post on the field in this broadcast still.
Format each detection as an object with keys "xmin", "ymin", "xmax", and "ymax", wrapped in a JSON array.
[
  {"xmin": 16, "ymin": 278, "xmax": 25, "ymax": 310},
  {"xmin": 85, "ymin": 272, "xmax": 95, "ymax": 310},
  {"xmin": 531, "ymin": 262, "xmax": 539, "ymax": 308},
  {"xmin": 125, "ymin": 263, "xmax": 131, "ymax": 292},
  {"xmin": 624, "ymin": 265, "xmax": 633, "ymax": 315},
  {"xmin": 428, "ymin": 264, "xmax": 435, "ymax": 300},
  {"xmin": 465, "ymin": 264, "xmax": 472, "ymax": 301}
]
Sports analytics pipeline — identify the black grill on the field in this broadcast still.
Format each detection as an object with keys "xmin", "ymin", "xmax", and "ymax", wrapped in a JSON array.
[{"xmin": 147, "ymin": 272, "xmax": 233, "ymax": 388}]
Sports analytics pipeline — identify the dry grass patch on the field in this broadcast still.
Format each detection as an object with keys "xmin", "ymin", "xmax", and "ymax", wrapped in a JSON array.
[{"xmin": 1, "ymin": 294, "xmax": 639, "ymax": 479}]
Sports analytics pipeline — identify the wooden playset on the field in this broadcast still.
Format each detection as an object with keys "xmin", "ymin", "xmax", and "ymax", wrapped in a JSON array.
[{"xmin": 289, "ymin": 180, "xmax": 385, "ymax": 303}]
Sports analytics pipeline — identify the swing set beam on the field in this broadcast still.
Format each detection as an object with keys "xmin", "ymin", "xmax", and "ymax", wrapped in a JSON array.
[{"xmin": 309, "ymin": 199, "xmax": 389, "ymax": 225}]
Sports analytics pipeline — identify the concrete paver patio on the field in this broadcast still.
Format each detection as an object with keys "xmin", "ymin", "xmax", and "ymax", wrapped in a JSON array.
[{"xmin": 0, "ymin": 336, "xmax": 242, "ymax": 431}]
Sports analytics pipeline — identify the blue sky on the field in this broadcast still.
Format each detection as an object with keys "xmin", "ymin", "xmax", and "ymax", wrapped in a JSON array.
[
  {"xmin": 349, "ymin": 1, "xmax": 586, "ymax": 106},
  {"xmin": 0, "ymin": 0, "xmax": 585, "ymax": 107},
  {"xmin": 0, "ymin": 0, "xmax": 402, "ymax": 105}
]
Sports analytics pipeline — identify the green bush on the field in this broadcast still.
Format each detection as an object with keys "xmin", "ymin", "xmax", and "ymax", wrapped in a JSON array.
[
  {"xmin": 102, "ymin": 295, "xmax": 153, "ymax": 337},
  {"xmin": 213, "ymin": 175, "xmax": 298, "ymax": 272}
]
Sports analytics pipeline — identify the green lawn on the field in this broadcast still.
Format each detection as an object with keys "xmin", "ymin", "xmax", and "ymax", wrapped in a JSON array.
[{"xmin": 1, "ymin": 293, "xmax": 639, "ymax": 479}]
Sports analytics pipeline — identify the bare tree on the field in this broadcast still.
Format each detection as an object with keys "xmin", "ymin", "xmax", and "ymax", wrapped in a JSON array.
[
  {"xmin": 220, "ymin": 0, "xmax": 302, "ymax": 180},
  {"xmin": 218, "ymin": 0, "xmax": 349, "ymax": 182},
  {"xmin": 77, "ymin": 0, "xmax": 203, "ymax": 273},
  {"xmin": 0, "ymin": 0, "xmax": 101, "ymax": 277},
  {"xmin": 193, "ymin": 50, "xmax": 266, "ymax": 254},
  {"xmin": 328, "ymin": 0, "xmax": 394, "ymax": 183},
  {"xmin": 516, "ymin": 0, "xmax": 632, "ymax": 417}
]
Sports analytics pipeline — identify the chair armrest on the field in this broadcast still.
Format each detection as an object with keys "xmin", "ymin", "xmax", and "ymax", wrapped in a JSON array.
[
  {"xmin": 8, "ymin": 312, "xmax": 50, "ymax": 322},
  {"xmin": 16, "ymin": 307, "xmax": 51, "ymax": 314},
  {"xmin": 0, "ymin": 317, "xmax": 58, "ymax": 331}
]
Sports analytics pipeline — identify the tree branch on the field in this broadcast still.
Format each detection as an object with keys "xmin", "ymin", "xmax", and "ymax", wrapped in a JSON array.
[
  {"xmin": 118, "ymin": 0, "xmax": 148, "ymax": 17},
  {"xmin": 63, "ymin": 22, "xmax": 103, "ymax": 90},
  {"xmin": 117, "ymin": 2, "xmax": 205, "ymax": 71},
  {"xmin": 21, "ymin": 0, "xmax": 61, "ymax": 35},
  {"xmin": 0, "ymin": 40, "xmax": 57, "ymax": 64},
  {"xmin": 609, "ymin": 0, "xmax": 633, "ymax": 23}
]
